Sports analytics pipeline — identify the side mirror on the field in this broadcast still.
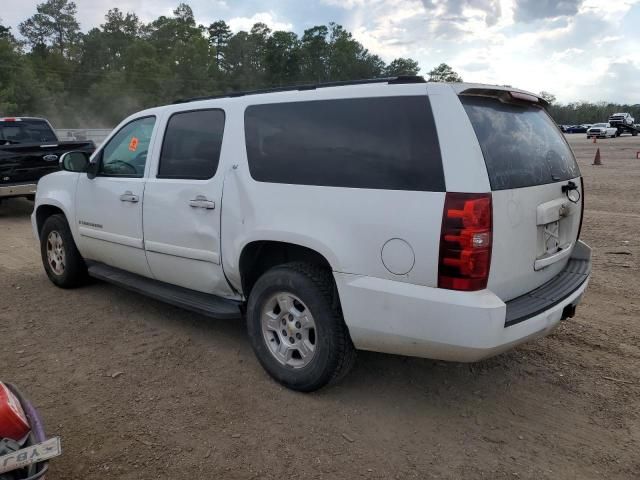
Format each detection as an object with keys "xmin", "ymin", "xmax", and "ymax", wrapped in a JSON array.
[{"xmin": 60, "ymin": 151, "xmax": 90, "ymax": 173}]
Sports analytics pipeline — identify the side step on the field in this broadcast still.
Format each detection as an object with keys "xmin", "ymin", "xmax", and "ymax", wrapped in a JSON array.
[{"xmin": 87, "ymin": 263, "xmax": 243, "ymax": 320}]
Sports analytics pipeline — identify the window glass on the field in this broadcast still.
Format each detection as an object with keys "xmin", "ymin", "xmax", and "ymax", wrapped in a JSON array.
[
  {"xmin": 158, "ymin": 109, "xmax": 225, "ymax": 179},
  {"xmin": 244, "ymin": 96, "xmax": 444, "ymax": 191},
  {"xmin": 99, "ymin": 116, "xmax": 156, "ymax": 177},
  {"xmin": 460, "ymin": 95, "xmax": 580, "ymax": 190},
  {"xmin": 0, "ymin": 119, "xmax": 57, "ymax": 143}
]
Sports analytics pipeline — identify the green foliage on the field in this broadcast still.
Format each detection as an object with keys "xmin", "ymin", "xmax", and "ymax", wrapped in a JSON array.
[
  {"xmin": 428, "ymin": 63, "xmax": 462, "ymax": 82},
  {"xmin": 385, "ymin": 58, "xmax": 420, "ymax": 76},
  {"xmin": 539, "ymin": 91, "xmax": 640, "ymax": 124},
  {"xmin": 19, "ymin": 0, "xmax": 80, "ymax": 58},
  {"xmin": 539, "ymin": 91, "xmax": 556, "ymax": 105},
  {"xmin": 4, "ymin": 6, "xmax": 636, "ymax": 129},
  {"xmin": 548, "ymin": 101, "xmax": 640, "ymax": 125},
  {"xmin": 2, "ymin": 3, "xmax": 425, "ymax": 126}
]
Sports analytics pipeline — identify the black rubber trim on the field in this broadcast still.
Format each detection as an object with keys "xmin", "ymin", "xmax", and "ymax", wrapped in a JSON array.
[
  {"xmin": 87, "ymin": 262, "xmax": 243, "ymax": 320},
  {"xmin": 504, "ymin": 256, "xmax": 591, "ymax": 327}
]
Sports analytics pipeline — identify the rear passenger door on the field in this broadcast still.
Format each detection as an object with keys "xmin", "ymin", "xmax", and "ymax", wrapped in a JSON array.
[{"xmin": 143, "ymin": 108, "xmax": 235, "ymax": 297}]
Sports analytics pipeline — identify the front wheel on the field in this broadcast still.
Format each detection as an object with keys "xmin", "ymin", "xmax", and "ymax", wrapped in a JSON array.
[
  {"xmin": 246, "ymin": 262, "xmax": 356, "ymax": 392},
  {"xmin": 40, "ymin": 214, "xmax": 87, "ymax": 288}
]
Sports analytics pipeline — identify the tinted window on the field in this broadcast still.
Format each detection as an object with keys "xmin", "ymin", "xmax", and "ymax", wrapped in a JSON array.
[
  {"xmin": 244, "ymin": 96, "xmax": 444, "ymax": 191},
  {"xmin": 0, "ymin": 119, "xmax": 57, "ymax": 144},
  {"xmin": 460, "ymin": 96, "xmax": 580, "ymax": 190},
  {"xmin": 99, "ymin": 116, "xmax": 156, "ymax": 177},
  {"xmin": 158, "ymin": 109, "xmax": 225, "ymax": 179}
]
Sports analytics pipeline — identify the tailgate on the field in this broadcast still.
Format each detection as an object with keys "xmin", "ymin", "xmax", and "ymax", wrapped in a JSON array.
[{"xmin": 460, "ymin": 93, "xmax": 583, "ymax": 302}]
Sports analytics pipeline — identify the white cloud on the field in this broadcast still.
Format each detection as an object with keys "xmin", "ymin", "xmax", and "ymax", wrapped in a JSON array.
[
  {"xmin": 324, "ymin": 0, "xmax": 640, "ymax": 102},
  {"xmin": 228, "ymin": 12, "xmax": 293, "ymax": 32},
  {"xmin": 321, "ymin": 0, "xmax": 368, "ymax": 8}
]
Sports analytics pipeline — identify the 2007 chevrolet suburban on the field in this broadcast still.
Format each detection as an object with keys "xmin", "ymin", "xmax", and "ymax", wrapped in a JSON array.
[{"xmin": 32, "ymin": 77, "xmax": 591, "ymax": 391}]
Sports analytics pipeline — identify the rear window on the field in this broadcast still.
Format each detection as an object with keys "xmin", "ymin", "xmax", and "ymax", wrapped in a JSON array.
[
  {"xmin": 460, "ymin": 96, "xmax": 580, "ymax": 190},
  {"xmin": 0, "ymin": 119, "xmax": 57, "ymax": 144},
  {"xmin": 244, "ymin": 96, "xmax": 444, "ymax": 191}
]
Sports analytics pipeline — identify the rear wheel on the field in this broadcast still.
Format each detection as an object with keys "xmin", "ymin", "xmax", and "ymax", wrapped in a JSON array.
[
  {"xmin": 246, "ymin": 262, "xmax": 355, "ymax": 392},
  {"xmin": 40, "ymin": 214, "xmax": 87, "ymax": 288}
]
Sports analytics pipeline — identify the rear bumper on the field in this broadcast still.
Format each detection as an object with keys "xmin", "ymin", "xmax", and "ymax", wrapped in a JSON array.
[
  {"xmin": 0, "ymin": 183, "xmax": 37, "ymax": 198},
  {"xmin": 335, "ymin": 241, "xmax": 591, "ymax": 362}
]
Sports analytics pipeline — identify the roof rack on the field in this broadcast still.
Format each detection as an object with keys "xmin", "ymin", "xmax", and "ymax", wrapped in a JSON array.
[{"xmin": 173, "ymin": 75, "xmax": 426, "ymax": 104}]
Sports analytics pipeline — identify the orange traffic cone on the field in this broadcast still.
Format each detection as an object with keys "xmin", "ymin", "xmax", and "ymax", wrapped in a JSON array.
[
  {"xmin": 593, "ymin": 148, "xmax": 601, "ymax": 165},
  {"xmin": 592, "ymin": 136, "xmax": 597, "ymax": 144}
]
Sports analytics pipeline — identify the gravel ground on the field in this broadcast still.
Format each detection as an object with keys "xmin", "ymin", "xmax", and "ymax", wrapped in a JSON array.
[{"xmin": 1, "ymin": 134, "xmax": 639, "ymax": 479}]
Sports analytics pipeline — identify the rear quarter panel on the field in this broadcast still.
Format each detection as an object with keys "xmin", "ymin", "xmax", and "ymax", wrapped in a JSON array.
[{"xmin": 218, "ymin": 86, "xmax": 447, "ymax": 293}]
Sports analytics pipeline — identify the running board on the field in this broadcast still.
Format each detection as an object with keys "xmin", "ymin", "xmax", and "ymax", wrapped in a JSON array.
[{"xmin": 87, "ymin": 263, "xmax": 243, "ymax": 320}]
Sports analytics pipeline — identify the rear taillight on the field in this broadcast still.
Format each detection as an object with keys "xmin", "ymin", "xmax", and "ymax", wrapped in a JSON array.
[{"xmin": 438, "ymin": 192, "xmax": 492, "ymax": 291}]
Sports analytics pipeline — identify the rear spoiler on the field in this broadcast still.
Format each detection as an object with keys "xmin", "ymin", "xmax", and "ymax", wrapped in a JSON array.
[{"xmin": 458, "ymin": 88, "xmax": 549, "ymax": 108}]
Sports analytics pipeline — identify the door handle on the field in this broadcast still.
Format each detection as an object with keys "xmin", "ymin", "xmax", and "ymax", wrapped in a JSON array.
[
  {"xmin": 189, "ymin": 195, "xmax": 215, "ymax": 209},
  {"xmin": 119, "ymin": 191, "xmax": 139, "ymax": 203}
]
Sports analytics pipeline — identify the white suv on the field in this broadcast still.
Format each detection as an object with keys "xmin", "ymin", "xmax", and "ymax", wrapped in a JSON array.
[{"xmin": 32, "ymin": 78, "xmax": 591, "ymax": 391}]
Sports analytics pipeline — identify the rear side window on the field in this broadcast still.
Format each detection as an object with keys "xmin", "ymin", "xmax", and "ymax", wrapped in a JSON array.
[
  {"xmin": 460, "ymin": 95, "xmax": 580, "ymax": 190},
  {"xmin": 158, "ymin": 109, "xmax": 225, "ymax": 180},
  {"xmin": 244, "ymin": 96, "xmax": 444, "ymax": 191},
  {"xmin": 0, "ymin": 119, "xmax": 57, "ymax": 143}
]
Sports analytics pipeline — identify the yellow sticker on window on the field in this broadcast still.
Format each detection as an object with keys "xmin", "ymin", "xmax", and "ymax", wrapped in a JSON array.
[{"xmin": 128, "ymin": 137, "xmax": 139, "ymax": 152}]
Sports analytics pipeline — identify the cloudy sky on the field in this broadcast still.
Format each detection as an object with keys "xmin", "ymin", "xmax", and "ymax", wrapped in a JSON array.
[{"xmin": 4, "ymin": 0, "xmax": 640, "ymax": 103}]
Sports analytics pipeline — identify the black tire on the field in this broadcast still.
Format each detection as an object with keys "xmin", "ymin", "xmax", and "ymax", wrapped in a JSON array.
[
  {"xmin": 40, "ymin": 214, "xmax": 87, "ymax": 288},
  {"xmin": 246, "ymin": 262, "xmax": 356, "ymax": 392}
]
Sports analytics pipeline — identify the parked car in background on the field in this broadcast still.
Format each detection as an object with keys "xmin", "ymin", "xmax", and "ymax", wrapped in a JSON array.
[
  {"xmin": 0, "ymin": 117, "xmax": 95, "ymax": 204},
  {"xmin": 608, "ymin": 112, "xmax": 634, "ymax": 127},
  {"xmin": 566, "ymin": 125, "xmax": 590, "ymax": 133},
  {"xmin": 586, "ymin": 123, "xmax": 618, "ymax": 138}
]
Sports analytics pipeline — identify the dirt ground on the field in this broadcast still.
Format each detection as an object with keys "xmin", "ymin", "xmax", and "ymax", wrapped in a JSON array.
[{"xmin": 1, "ymin": 134, "xmax": 639, "ymax": 480}]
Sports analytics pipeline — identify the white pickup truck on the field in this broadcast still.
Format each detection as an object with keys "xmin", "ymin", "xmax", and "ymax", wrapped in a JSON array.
[
  {"xmin": 608, "ymin": 112, "xmax": 634, "ymax": 127},
  {"xmin": 32, "ymin": 78, "xmax": 591, "ymax": 391},
  {"xmin": 586, "ymin": 123, "xmax": 618, "ymax": 138}
]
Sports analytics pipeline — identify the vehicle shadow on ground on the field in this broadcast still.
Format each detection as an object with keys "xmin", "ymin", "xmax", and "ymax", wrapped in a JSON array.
[
  {"xmin": 0, "ymin": 198, "xmax": 34, "ymax": 218},
  {"xmin": 91, "ymin": 279, "xmax": 531, "ymax": 410}
]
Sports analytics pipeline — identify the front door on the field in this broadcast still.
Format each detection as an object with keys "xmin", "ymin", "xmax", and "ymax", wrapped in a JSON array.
[
  {"xmin": 143, "ymin": 108, "xmax": 235, "ymax": 297},
  {"xmin": 75, "ymin": 116, "xmax": 157, "ymax": 277}
]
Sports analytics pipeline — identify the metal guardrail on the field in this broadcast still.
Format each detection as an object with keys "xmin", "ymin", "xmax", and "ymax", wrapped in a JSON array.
[{"xmin": 55, "ymin": 129, "xmax": 112, "ymax": 147}]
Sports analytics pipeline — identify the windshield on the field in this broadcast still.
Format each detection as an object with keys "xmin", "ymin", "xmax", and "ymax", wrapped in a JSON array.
[
  {"xmin": 460, "ymin": 95, "xmax": 580, "ymax": 190},
  {"xmin": 0, "ymin": 119, "xmax": 58, "ymax": 144},
  {"xmin": 592, "ymin": 123, "xmax": 608, "ymax": 128}
]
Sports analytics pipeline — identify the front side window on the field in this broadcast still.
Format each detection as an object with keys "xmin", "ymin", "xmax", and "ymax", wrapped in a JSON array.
[
  {"xmin": 244, "ymin": 96, "xmax": 445, "ymax": 191},
  {"xmin": 98, "ymin": 116, "xmax": 156, "ymax": 177},
  {"xmin": 158, "ymin": 109, "xmax": 225, "ymax": 180}
]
